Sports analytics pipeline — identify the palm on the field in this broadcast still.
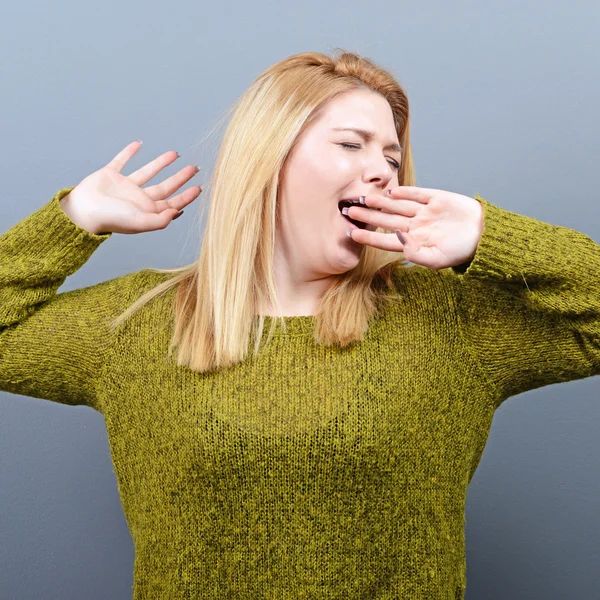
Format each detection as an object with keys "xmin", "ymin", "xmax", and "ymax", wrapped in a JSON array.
[
  {"xmin": 66, "ymin": 141, "xmax": 202, "ymax": 235},
  {"xmin": 78, "ymin": 168, "xmax": 159, "ymax": 233},
  {"xmin": 401, "ymin": 190, "xmax": 484, "ymax": 270}
]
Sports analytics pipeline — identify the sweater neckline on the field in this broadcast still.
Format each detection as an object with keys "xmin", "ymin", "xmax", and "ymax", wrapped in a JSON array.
[{"xmin": 255, "ymin": 314, "xmax": 315, "ymax": 335}]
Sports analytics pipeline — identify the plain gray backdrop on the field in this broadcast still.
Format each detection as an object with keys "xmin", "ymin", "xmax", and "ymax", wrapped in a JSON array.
[{"xmin": 1, "ymin": 0, "xmax": 598, "ymax": 598}]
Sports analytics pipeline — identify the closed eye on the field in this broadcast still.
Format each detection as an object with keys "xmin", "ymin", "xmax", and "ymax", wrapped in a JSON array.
[{"xmin": 339, "ymin": 143, "xmax": 400, "ymax": 170}]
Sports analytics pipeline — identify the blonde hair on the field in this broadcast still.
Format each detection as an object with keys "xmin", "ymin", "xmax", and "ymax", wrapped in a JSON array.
[{"xmin": 110, "ymin": 48, "xmax": 417, "ymax": 374}]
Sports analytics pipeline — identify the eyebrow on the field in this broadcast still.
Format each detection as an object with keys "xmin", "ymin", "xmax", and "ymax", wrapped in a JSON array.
[{"xmin": 331, "ymin": 127, "xmax": 402, "ymax": 154}]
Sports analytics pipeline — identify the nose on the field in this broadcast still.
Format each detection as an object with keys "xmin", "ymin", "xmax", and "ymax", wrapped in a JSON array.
[{"xmin": 361, "ymin": 155, "xmax": 397, "ymax": 190}]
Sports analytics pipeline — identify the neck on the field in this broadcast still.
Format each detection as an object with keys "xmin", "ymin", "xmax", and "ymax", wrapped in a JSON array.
[{"xmin": 257, "ymin": 254, "xmax": 334, "ymax": 317}]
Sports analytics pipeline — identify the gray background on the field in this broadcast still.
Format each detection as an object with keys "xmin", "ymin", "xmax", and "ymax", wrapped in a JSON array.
[{"xmin": 1, "ymin": 0, "xmax": 599, "ymax": 598}]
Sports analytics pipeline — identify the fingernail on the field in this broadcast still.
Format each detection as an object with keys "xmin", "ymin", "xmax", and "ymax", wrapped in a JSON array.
[
  {"xmin": 197, "ymin": 185, "xmax": 204, "ymax": 192},
  {"xmin": 386, "ymin": 189, "xmax": 392, "ymax": 195},
  {"xmin": 395, "ymin": 229, "xmax": 406, "ymax": 244},
  {"xmin": 346, "ymin": 229, "xmax": 352, "ymax": 237},
  {"xmin": 194, "ymin": 165, "xmax": 201, "ymax": 173},
  {"xmin": 175, "ymin": 152, "xmax": 181, "ymax": 158},
  {"xmin": 359, "ymin": 195, "xmax": 367, "ymax": 205},
  {"xmin": 173, "ymin": 211, "xmax": 184, "ymax": 220},
  {"xmin": 342, "ymin": 207, "xmax": 349, "ymax": 215},
  {"xmin": 137, "ymin": 140, "xmax": 143, "ymax": 145}
]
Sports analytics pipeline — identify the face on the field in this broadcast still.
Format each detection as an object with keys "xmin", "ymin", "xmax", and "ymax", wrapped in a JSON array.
[{"xmin": 276, "ymin": 89, "xmax": 402, "ymax": 279}]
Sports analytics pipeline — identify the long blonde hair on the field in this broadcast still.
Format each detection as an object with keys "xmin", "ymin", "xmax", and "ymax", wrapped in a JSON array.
[{"xmin": 110, "ymin": 48, "xmax": 417, "ymax": 374}]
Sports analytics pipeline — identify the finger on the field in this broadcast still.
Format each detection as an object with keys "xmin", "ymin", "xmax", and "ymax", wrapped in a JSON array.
[
  {"xmin": 144, "ymin": 165, "xmax": 202, "ymax": 204},
  {"xmin": 359, "ymin": 194, "xmax": 421, "ymax": 218},
  {"xmin": 127, "ymin": 149, "xmax": 181, "ymax": 187},
  {"xmin": 386, "ymin": 186, "xmax": 432, "ymax": 202},
  {"xmin": 345, "ymin": 204, "xmax": 414, "ymax": 229},
  {"xmin": 347, "ymin": 228, "xmax": 405, "ymax": 252},
  {"xmin": 133, "ymin": 206, "xmax": 184, "ymax": 232},
  {"xmin": 106, "ymin": 140, "xmax": 144, "ymax": 173},
  {"xmin": 154, "ymin": 184, "xmax": 203, "ymax": 214},
  {"xmin": 396, "ymin": 229, "xmax": 421, "ymax": 253}
]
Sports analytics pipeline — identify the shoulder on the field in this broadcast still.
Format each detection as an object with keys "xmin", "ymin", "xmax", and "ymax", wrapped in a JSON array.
[
  {"xmin": 65, "ymin": 268, "xmax": 179, "ymax": 331},
  {"xmin": 373, "ymin": 262, "xmax": 461, "ymax": 325},
  {"xmin": 388, "ymin": 261, "xmax": 458, "ymax": 295}
]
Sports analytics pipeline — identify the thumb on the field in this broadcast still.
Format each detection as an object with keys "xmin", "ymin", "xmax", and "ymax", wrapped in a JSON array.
[
  {"xmin": 396, "ymin": 229, "xmax": 421, "ymax": 257},
  {"xmin": 142, "ymin": 209, "xmax": 184, "ymax": 232}
]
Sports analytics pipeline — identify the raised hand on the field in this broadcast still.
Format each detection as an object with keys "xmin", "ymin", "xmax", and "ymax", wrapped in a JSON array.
[
  {"xmin": 345, "ymin": 186, "xmax": 484, "ymax": 270},
  {"xmin": 59, "ymin": 141, "xmax": 203, "ymax": 235}
]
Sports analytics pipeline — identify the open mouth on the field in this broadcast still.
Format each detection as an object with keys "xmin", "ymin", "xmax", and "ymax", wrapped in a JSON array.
[{"xmin": 338, "ymin": 199, "xmax": 369, "ymax": 230}]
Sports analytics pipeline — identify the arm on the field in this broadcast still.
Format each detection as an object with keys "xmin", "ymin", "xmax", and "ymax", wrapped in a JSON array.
[
  {"xmin": 449, "ymin": 195, "xmax": 600, "ymax": 407},
  {"xmin": 0, "ymin": 187, "xmax": 118, "ymax": 412}
]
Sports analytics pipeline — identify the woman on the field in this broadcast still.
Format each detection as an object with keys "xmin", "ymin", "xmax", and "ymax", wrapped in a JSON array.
[{"xmin": 2, "ymin": 49, "xmax": 599, "ymax": 599}]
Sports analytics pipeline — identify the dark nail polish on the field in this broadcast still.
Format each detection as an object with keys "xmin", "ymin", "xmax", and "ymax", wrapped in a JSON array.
[
  {"xmin": 395, "ymin": 229, "xmax": 406, "ymax": 244},
  {"xmin": 173, "ymin": 211, "xmax": 184, "ymax": 220}
]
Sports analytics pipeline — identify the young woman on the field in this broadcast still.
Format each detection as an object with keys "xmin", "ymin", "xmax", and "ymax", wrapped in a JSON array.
[{"xmin": 2, "ymin": 49, "xmax": 599, "ymax": 599}]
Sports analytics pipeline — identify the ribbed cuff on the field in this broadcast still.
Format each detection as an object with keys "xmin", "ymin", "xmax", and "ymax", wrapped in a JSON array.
[
  {"xmin": 451, "ymin": 194, "xmax": 569, "ymax": 284},
  {"xmin": 16, "ymin": 186, "xmax": 112, "ymax": 261}
]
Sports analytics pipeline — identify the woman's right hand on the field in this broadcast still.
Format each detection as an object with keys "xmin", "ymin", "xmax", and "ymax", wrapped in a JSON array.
[{"xmin": 59, "ymin": 140, "xmax": 203, "ymax": 235}]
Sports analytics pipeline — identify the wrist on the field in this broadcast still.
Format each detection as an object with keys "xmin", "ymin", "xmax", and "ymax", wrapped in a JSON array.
[{"xmin": 59, "ymin": 192, "xmax": 101, "ymax": 235}]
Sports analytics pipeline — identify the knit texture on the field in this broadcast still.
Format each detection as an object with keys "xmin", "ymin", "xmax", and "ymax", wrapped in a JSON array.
[{"xmin": 2, "ymin": 187, "xmax": 599, "ymax": 599}]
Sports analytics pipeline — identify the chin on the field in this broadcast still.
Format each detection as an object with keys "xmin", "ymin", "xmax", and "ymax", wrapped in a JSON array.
[{"xmin": 331, "ymin": 248, "xmax": 363, "ymax": 274}]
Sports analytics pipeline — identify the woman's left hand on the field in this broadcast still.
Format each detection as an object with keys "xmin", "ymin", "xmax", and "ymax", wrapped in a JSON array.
[{"xmin": 346, "ymin": 186, "xmax": 485, "ymax": 271}]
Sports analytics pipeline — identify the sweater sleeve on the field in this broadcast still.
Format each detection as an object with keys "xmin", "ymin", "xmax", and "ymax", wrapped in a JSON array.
[
  {"xmin": 0, "ymin": 187, "xmax": 118, "ymax": 412},
  {"xmin": 449, "ymin": 194, "xmax": 600, "ymax": 408}
]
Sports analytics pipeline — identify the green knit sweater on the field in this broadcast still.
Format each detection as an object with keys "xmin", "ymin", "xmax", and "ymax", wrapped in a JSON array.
[{"xmin": 2, "ymin": 187, "xmax": 599, "ymax": 599}]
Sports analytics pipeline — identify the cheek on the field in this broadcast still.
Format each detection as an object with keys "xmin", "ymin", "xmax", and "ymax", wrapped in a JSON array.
[
  {"xmin": 296, "ymin": 154, "xmax": 329, "ymax": 185},
  {"xmin": 295, "ymin": 145, "xmax": 353, "ymax": 186},
  {"xmin": 316, "ymin": 149, "xmax": 354, "ymax": 177},
  {"xmin": 279, "ymin": 145, "xmax": 354, "ymax": 224}
]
